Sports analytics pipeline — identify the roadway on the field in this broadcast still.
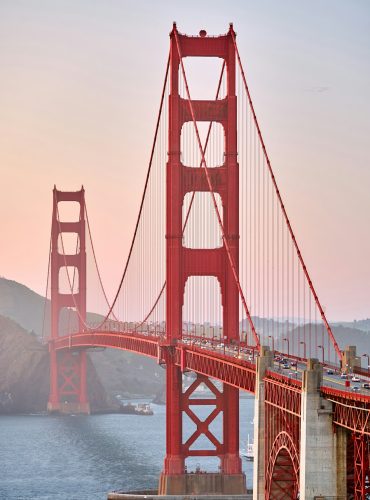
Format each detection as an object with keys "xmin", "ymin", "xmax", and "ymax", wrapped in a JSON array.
[
  {"xmin": 180, "ymin": 335, "xmax": 370, "ymax": 398},
  {"xmin": 66, "ymin": 325, "xmax": 370, "ymax": 400}
]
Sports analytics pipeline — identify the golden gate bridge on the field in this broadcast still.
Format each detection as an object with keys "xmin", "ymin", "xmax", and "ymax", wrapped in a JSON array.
[{"xmin": 42, "ymin": 24, "xmax": 369, "ymax": 499}]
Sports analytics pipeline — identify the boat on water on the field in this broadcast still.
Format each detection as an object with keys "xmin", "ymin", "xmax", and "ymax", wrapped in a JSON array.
[
  {"xmin": 241, "ymin": 434, "xmax": 254, "ymax": 461},
  {"xmin": 118, "ymin": 402, "xmax": 154, "ymax": 416},
  {"xmin": 135, "ymin": 403, "xmax": 154, "ymax": 416}
]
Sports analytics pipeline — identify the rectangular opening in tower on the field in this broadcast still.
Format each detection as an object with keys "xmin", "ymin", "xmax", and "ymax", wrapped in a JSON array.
[
  {"xmin": 182, "ymin": 192, "xmax": 223, "ymax": 249},
  {"xmin": 179, "ymin": 57, "xmax": 227, "ymax": 100},
  {"xmin": 58, "ymin": 266, "xmax": 79, "ymax": 295},
  {"xmin": 183, "ymin": 276, "xmax": 223, "ymax": 338},
  {"xmin": 57, "ymin": 201, "xmax": 81, "ymax": 222},
  {"xmin": 57, "ymin": 233, "xmax": 80, "ymax": 255},
  {"xmin": 181, "ymin": 121, "xmax": 224, "ymax": 168}
]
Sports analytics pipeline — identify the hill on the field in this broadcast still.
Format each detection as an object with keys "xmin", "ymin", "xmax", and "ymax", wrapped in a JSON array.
[
  {"xmin": 0, "ymin": 277, "xmax": 165, "ymax": 400},
  {"xmin": 0, "ymin": 314, "xmax": 110, "ymax": 413},
  {"xmin": 0, "ymin": 277, "xmax": 49, "ymax": 338},
  {"xmin": 331, "ymin": 325, "xmax": 370, "ymax": 366},
  {"xmin": 275, "ymin": 324, "xmax": 370, "ymax": 367},
  {"xmin": 332, "ymin": 318, "xmax": 370, "ymax": 333}
]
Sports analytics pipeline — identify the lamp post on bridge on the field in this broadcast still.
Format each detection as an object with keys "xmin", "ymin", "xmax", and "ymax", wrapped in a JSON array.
[
  {"xmin": 317, "ymin": 345, "xmax": 325, "ymax": 365},
  {"xmin": 268, "ymin": 335, "xmax": 275, "ymax": 352},
  {"xmin": 283, "ymin": 337, "xmax": 290, "ymax": 358},
  {"xmin": 300, "ymin": 340, "xmax": 306, "ymax": 360}
]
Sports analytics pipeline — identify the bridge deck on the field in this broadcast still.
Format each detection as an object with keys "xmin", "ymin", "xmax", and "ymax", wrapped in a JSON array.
[{"xmin": 51, "ymin": 330, "xmax": 370, "ymax": 405}]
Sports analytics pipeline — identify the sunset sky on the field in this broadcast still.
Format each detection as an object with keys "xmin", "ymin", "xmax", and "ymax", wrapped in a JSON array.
[{"xmin": 0, "ymin": 0, "xmax": 369, "ymax": 321}]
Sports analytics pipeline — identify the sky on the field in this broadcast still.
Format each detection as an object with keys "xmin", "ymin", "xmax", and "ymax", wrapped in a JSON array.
[{"xmin": 0, "ymin": 0, "xmax": 369, "ymax": 321}]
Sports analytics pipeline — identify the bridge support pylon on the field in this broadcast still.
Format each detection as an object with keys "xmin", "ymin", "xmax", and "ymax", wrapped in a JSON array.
[
  {"xmin": 299, "ymin": 359, "xmax": 345, "ymax": 499},
  {"xmin": 47, "ymin": 187, "xmax": 90, "ymax": 415},
  {"xmin": 342, "ymin": 345, "xmax": 361, "ymax": 374},
  {"xmin": 159, "ymin": 24, "xmax": 246, "ymax": 495}
]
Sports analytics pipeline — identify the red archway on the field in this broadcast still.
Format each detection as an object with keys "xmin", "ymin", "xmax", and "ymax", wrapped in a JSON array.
[{"xmin": 266, "ymin": 431, "xmax": 300, "ymax": 499}]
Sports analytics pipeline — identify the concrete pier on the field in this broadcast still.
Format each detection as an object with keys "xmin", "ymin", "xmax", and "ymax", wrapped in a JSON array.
[
  {"xmin": 342, "ymin": 345, "xmax": 360, "ymax": 373},
  {"xmin": 299, "ymin": 359, "xmax": 345, "ymax": 499},
  {"xmin": 336, "ymin": 426, "xmax": 347, "ymax": 498},
  {"xmin": 158, "ymin": 472, "xmax": 247, "ymax": 496}
]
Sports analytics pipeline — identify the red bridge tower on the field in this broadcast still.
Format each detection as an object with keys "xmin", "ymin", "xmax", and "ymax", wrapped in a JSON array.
[
  {"xmin": 159, "ymin": 24, "xmax": 246, "ymax": 495},
  {"xmin": 47, "ymin": 187, "xmax": 90, "ymax": 414}
]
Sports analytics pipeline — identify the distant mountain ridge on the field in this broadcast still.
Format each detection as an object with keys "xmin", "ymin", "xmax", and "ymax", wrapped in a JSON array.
[
  {"xmin": 332, "ymin": 318, "xmax": 370, "ymax": 333},
  {"xmin": 0, "ymin": 277, "xmax": 368, "ymax": 402}
]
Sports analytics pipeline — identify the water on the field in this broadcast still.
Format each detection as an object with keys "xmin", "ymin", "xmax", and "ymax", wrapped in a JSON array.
[{"xmin": 0, "ymin": 398, "xmax": 254, "ymax": 500}]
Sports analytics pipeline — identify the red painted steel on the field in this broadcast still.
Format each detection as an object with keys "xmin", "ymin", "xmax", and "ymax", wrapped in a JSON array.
[
  {"xmin": 321, "ymin": 387, "xmax": 370, "ymax": 435},
  {"xmin": 54, "ymin": 331, "xmax": 159, "ymax": 359},
  {"xmin": 178, "ymin": 346, "xmax": 256, "ymax": 393},
  {"xmin": 181, "ymin": 375, "xmax": 223, "ymax": 458},
  {"xmin": 48, "ymin": 187, "xmax": 88, "ymax": 412},
  {"xmin": 266, "ymin": 432, "xmax": 300, "ymax": 499},
  {"xmin": 53, "ymin": 331, "xmax": 256, "ymax": 392},
  {"xmin": 264, "ymin": 374, "xmax": 301, "ymax": 498},
  {"xmin": 353, "ymin": 433, "xmax": 370, "ymax": 499},
  {"xmin": 164, "ymin": 24, "xmax": 242, "ymax": 475}
]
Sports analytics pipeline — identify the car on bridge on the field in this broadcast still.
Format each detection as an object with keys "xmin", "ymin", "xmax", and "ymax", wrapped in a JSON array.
[
  {"xmin": 352, "ymin": 375, "xmax": 361, "ymax": 382},
  {"xmin": 362, "ymin": 382, "xmax": 370, "ymax": 390}
]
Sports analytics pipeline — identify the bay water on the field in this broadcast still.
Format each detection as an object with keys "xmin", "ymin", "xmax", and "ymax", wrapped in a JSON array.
[{"xmin": 0, "ymin": 397, "xmax": 254, "ymax": 500}]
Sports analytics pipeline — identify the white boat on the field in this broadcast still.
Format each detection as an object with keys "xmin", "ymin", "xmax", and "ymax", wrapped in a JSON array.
[
  {"xmin": 241, "ymin": 434, "xmax": 254, "ymax": 461},
  {"xmin": 135, "ymin": 403, "xmax": 154, "ymax": 416}
]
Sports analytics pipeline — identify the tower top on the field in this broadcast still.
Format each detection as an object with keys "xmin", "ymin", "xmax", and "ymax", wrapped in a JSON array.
[{"xmin": 170, "ymin": 23, "xmax": 236, "ymax": 39}]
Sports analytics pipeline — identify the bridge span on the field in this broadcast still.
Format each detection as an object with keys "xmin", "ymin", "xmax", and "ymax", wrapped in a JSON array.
[
  {"xmin": 50, "ymin": 327, "xmax": 370, "ymax": 498},
  {"xmin": 45, "ymin": 24, "xmax": 369, "ymax": 499}
]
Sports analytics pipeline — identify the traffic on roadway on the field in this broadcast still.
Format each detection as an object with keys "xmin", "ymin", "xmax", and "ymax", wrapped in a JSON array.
[{"xmin": 179, "ymin": 334, "xmax": 370, "ymax": 398}]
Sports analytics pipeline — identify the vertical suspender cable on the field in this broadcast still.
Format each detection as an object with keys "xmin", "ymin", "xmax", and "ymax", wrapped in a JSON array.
[{"xmin": 231, "ymin": 32, "xmax": 341, "ymax": 362}]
